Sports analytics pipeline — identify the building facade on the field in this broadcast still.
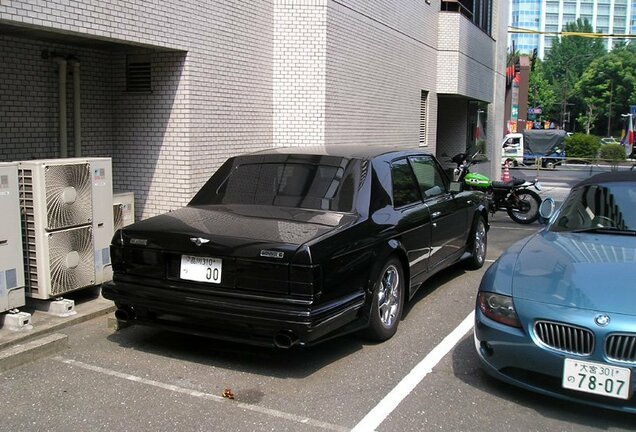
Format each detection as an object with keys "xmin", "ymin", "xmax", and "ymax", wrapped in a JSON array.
[
  {"xmin": 510, "ymin": 0, "xmax": 634, "ymax": 58},
  {"xmin": 1, "ymin": 0, "xmax": 508, "ymax": 220}
]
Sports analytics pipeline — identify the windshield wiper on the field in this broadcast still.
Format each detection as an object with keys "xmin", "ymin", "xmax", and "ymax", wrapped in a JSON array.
[{"xmin": 572, "ymin": 227, "xmax": 636, "ymax": 235}]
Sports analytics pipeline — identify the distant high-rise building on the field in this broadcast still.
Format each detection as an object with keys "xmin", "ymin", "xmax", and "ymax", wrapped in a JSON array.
[{"xmin": 509, "ymin": 0, "xmax": 634, "ymax": 58}]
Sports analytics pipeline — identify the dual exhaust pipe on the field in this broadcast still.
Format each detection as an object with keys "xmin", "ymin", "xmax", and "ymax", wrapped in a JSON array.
[
  {"xmin": 273, "ymin": 331, "xmax": 299, "ymax": 349},
  {"xmin": 115, "ymin": 307, "xmax": 135, "ymax": 323},
  {"xmin": 115, "ymin": 307, "xmax": 300, "ymax": 349}
]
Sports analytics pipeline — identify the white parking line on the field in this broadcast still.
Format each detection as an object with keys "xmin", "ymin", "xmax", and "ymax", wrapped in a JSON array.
[
  {"xmin": 53, "ymin": 356, "xmax": 348, "ymax": 432},
  {"xmin": 490, "ymin": 225, "xmax": 538, "ymax": 231},
  {"xmin": 351, "ymin": 312, "xmax": 475, "ymax": 432}
]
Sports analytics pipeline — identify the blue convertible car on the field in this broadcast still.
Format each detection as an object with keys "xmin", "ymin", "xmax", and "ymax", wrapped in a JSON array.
[{"xmin": 475, "ymin": 171, "xmax": 636, "ymax": 413}]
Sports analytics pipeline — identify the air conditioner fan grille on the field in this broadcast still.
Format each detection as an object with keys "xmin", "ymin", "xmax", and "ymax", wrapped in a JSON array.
[{"xmin": 45, "ymin": 163, "xmax": 92, "ymax": 230}]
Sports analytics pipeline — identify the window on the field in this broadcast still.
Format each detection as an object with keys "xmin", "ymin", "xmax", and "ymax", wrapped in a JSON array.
[
  {"xmin": 409, "ymin": 156, "xmax": 448, "ymax": 199},
  {"xmin": 391, "ymin": 159, "xmax": 421, "ymax": 208},
  {"xmin": 420, "ymin": 91, "xmax": 428, "ymax": 146},
  {"xmin": 190, "ymin": 157, "xmax": 362, "ymax": 212},
  {"xmin": 551, "ymin": 184, "xmax": 636, "ymax": 232},
  {"xmin": 563, "ymin": 2, "xmax": 576, "ymax": 14},
  {"xmin": 441, "ymin": 0, "xmax": 492, "ymax": 35}
]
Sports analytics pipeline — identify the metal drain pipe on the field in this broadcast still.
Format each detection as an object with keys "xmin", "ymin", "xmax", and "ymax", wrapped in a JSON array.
[
  {"xmin": 69, "ymin": 58, "xmax": 82, "ymax": 158},
  {"xmin": 53, "ymin": 55, "xmax": 68, "ymax": 158}
]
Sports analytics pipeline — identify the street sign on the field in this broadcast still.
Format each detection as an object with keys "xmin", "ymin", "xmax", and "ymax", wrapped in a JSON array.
[
  {"xmin": 631, "ymin": 105, "xmax": 636, "ymax": 116},
  {"xmin": 528, "ymin": 108, "xmax": 542, "ymax": 115}
]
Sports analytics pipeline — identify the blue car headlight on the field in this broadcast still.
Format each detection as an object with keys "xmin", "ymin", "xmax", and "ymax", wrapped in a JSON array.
[{"xmin": 478, "ymin": 292, "xmax": 521, "ymax": 328}]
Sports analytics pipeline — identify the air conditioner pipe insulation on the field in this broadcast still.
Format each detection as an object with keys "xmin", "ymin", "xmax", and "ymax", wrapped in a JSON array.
[{"xmin": 49, "ymin": 53, "xmax": 81, "ymax": 158}]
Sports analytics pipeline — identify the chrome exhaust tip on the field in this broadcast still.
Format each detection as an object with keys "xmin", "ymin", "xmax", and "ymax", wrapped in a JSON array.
[
  {"xmin": 114, "ymin": 307, "xmax": 135, "ymax": 323},
  {"xmin": 273, "ymin": 331, "xmax": 299, "ymax": 349}
]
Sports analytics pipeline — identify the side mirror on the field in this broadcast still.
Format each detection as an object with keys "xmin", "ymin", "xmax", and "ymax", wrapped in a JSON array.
[
  {"xmin": 449, "ymin": 181, "xmax": 463, "ymax": 194},
  {"xmin": 538, "ymin": 197, "xmax": 555, "ymax": 225}
]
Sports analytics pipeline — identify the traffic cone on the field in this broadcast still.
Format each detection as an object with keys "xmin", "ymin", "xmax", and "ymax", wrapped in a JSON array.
[{"xmin": 502, "ymin": 164, "xmax": 510, "ymax": 182}]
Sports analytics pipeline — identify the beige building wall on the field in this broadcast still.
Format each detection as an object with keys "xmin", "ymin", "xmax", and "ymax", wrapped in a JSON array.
[{"xmin": 1, "ymin": 0, "xmax": 506, "ymax": 217}]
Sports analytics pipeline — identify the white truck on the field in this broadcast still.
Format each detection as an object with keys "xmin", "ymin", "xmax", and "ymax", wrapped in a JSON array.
[{"xmin": 502, "ymin": 129, "xmax": 567, "ymax": 169}]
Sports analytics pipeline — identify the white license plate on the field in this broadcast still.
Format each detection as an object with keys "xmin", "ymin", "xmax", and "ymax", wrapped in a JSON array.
[
  {"xmin": 562, "ymin": 358, "xmax": 631, "ymax": 400},
  {"xmin": 180, "ymin": 255, "xmax": 222, "ymax": 284}
]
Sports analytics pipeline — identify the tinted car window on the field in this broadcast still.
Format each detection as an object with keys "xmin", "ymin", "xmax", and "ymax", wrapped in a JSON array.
[
  {"xmin": 391, "ymin": 158, "xmax": 421, "ymax": 208},
  {"xmin": 409, "ymin": 156, "xmax": 448, "ymax": 198},
  {"xmin": 190, "ymin": 158, "xmax": 361, "ymax": 212},
  {"xmin": 551, "ymin": 183, "xmax": 636, "ymax": 231}
]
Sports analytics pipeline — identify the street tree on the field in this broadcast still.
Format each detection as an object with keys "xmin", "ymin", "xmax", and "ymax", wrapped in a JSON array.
[
  {"xmin": 574, "ymin": 46, "xmax": 636, "ymax": 136},
  {"xmin": 529, "ymin": 59, "xmax": 558, "ymax": 123},
  {"xmin": 542, "ymin": 18, "xmax": 605, "ymax": 130}
]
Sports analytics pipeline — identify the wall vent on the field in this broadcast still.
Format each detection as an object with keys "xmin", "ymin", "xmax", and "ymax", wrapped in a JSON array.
[
  {"xmin": 419, "ymin": 90, "xmax": 429, "ymax": 146},
  {"xmin": 126, "ymin": 55, "xmax": 151, "ymax": 93}
]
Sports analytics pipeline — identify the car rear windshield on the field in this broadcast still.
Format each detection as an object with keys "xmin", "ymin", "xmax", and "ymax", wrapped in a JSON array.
[
  {"xmin": 190, "ymin": 155, "xmax": 364, "ymax": 212},
  {"xmin": 551, "ymin": 182, "xmax": 636, "ymax": 232}
]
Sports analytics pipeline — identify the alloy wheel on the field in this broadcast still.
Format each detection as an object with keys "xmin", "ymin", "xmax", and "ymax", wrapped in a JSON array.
[{"xmin": 377, "ymin": 264, "xmax": 400, "ymax": 328}]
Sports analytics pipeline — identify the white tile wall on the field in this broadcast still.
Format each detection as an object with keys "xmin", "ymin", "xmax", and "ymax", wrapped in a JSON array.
[{"xmin": 0, "ymin": 0, "xmax": 507, "ymax": 216}]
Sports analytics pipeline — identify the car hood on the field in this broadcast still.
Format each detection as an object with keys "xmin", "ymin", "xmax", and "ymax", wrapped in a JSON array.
[
  {"xmin": 512, "ymin": 231, "xmax": 636, "ymax": 314},
  {"xmin": 120, "ymin": 204, "xmax": 356, "ymax": 258}
]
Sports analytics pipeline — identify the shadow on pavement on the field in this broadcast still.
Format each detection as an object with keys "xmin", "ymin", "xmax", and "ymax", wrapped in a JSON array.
[
  {"xmin": 451, "ymin": 335, "xmax": 635, "ymax": 429},
  {"xmin": 105, "ymin": 321, "xmax": 369, "ymax": 380}
]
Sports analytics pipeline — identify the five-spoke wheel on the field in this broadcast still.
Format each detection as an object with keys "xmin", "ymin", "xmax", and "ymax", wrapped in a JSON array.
[{"xmin": 366, "ymin": 258, "xmax": 404, "ymax": 341}]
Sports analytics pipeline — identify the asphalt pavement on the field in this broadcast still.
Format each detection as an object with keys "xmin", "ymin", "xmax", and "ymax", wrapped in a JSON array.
[
  {"xmin": 1, "ymin": 209, "xmax": 634, "ymax": 431},
  {"xmin": 0, "ymin": 172, "xmax": 567, "ymax": 374}
]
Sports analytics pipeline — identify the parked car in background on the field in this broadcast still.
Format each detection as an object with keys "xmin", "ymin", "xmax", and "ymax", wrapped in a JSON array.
[
  {"xmin": 601, "ymin": 137, "xmax": 620, "ymax": 145},
  {"xmin": 475, "ymin": 171, "xmax": 636, "ymax": 413},
  {"xmin": 103, "ymin": 146, "xmax": 489, "ymax": 348}
]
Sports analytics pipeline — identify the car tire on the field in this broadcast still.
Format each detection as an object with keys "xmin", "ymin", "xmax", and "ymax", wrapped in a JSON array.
[
  {"xmin": 365, "ymin": 258, "xmax": 404, "ymax": 342},
  {"xmin": 464, "ymin": 215, "xmax": 487, "ymax": 270}
]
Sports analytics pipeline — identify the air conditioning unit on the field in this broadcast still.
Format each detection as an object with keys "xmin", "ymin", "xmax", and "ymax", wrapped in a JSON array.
[
  {"xmin": 0, "ymin": 163, "xmax": 25, "ymax": 313},
  {"xmin": 113, "ymin": 192, "xmax": 135, "ymax": 231},
  {"xmin": 18, "ymin": 158, "xmax": 114, "ymax": 299},
  {"xmin": 83, "ymin": 158, "xmax": 115, "ymax": 285}
]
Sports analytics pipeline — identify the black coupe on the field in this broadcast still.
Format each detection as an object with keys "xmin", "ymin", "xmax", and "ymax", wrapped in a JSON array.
[{"xmin": 103, "ymin": 146, "xmax": 489, "ymax": 347}]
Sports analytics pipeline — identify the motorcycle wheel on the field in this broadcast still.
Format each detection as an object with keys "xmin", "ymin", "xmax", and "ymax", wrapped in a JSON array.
[{"xmin": 507, "ymin": 189, "xmax": 541, "ymax": 224}]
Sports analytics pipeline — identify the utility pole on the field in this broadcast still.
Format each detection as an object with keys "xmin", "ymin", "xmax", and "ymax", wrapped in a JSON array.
[{"xmin": 607, "ymin": 80, "xmax": 613, "ymax": 137}]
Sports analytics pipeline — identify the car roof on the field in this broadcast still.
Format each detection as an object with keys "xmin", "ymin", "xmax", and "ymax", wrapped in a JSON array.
[
  {"xmin": 248, "ymin": 145, "xmax": 433, "ymax": 160},
  {"xmin": 573, "ymin": 170, "xmax": 636, "ymax": 188}
]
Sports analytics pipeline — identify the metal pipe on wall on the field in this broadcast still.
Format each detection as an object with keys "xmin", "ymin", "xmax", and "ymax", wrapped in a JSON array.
[
  {"xmin": 53, "ymin": 56, "xmax": 68, "ymax": 158},
  {"xmin": 69, "ymin": 59, "xmax": 81, "ymax": 158}
]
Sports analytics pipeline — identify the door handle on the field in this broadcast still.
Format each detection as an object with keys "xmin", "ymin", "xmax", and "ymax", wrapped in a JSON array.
[
  {"xmin": 467, "ymin": 200, "xmax": 472, "ymax": 205},
  {"xmin": 431, "ymin": 211, "xmax": 442, "ymax": 219}
]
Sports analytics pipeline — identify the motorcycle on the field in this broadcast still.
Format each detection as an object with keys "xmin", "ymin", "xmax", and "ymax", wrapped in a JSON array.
[{"xmin": 451, "ymin": 152, "xmax": 542, "ymax": 224}]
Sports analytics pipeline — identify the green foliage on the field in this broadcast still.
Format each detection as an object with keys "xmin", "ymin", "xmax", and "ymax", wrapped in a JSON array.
[
  {"xmin": 599, "ymin": 143, "xmax": 627, "ymax": 161},
  {"xmin": 543, "ymin": 19, "xmax": 605, "ymax": 83},
  {"xmin": 529, "ymin": 60, "xmax": 558, "ymax": 121},
  {"xmin": 574, "ymin": 48, "xmax": 636, "ymax": 136},
  {"xmin": 542, "ymin": 18, "xmax": 606, "ymax": 129},
  {"xmin": 476, "ymin": 139, "xmax": 487, "ymax": 156},
  {"xmin": 565, "ymin": 133, "xmax": 601, "ymax": 159}
]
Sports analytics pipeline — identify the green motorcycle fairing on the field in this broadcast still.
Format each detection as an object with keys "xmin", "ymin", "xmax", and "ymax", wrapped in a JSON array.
[{"xmin": 464, "ymin": 172, "xmax": 491, "ymax": 189}]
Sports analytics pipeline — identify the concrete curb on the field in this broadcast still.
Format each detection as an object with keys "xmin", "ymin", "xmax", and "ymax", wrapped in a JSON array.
[
  {"xmin": 0, "ymin": 303, "xmax": 116, "ymax": 352},
  {"xmin": 0, "ymin": 333, "xmax": 69, "ymax": 373}
]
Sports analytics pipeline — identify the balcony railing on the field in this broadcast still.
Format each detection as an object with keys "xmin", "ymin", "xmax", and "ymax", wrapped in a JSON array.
[
  {"xmin": 441, "ymin": 0, "xmax": 491, "ymax": 35},
  {"xmin": 441, "ymin": 0, "xmax": 473, "ymax": 20}
]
